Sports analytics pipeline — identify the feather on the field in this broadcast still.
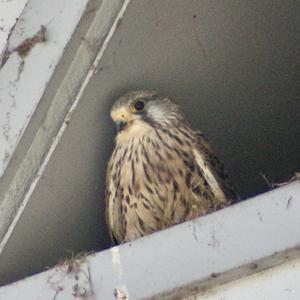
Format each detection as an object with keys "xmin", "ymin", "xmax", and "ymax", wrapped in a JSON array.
[{"xmin": 105, "ymin": 91, "xmax": 236, "ymax": 244}]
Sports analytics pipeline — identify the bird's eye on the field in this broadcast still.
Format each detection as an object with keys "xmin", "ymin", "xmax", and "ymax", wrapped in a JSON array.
[{"xmin": 131, "ymin": 100, "xmax": 145, "ymax": 113}]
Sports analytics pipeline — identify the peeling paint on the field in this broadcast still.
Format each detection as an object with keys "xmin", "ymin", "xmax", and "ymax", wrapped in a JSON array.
[
  {"xmin": 111, "ymin": 246, "xmax": 123, "ymax": 278},
  {"xmin": 111, "ymin": 247, "xmax": 130, "ymax": 300}
]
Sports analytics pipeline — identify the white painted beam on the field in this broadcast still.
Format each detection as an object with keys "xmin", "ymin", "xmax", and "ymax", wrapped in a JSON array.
[
  {"xmin": 0, "ymin": 0, "xmax": 89, "ymax": 178},
  {"xmin": 0, "ymin": 0, "xmax": 129, "ymax": 251},
  {"xmin": 186, "ymin": 258, "xmax": 300, "ymax": 300},
  {"xmin": 0, "ymin": 0, "xmax": 90, "ymax": 249},
  {"xmin": 0, "ymin": 181, "xmax": 299, "ymax": 300}
]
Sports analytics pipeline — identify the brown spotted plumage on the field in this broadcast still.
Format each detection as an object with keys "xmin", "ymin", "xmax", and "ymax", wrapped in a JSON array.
[{"xmin": 105, "ymin": 90, "xmax": 235, "ymax": 244}]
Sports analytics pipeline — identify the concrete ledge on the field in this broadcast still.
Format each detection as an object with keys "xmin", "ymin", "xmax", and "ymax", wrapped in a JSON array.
[
  {"xmin": 187, "ymin": 258, "xmax": 300, "ymax": 300},
  {"xmin": 0, "ymin": 181, "xmax": 299, "ymax": 299}
]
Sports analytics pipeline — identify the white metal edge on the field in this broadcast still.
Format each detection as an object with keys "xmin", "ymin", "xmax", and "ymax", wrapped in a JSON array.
[
  {"xmin": 0, "ymin": 0, "xmax": 131, "ymax": 252},
  {"xmin": 185, "ymin": 258, "xmax": 300, "ymax": 300},
  {"xmin": 0, "ymin": 181, "xmax": 299, "ymax": 300}
]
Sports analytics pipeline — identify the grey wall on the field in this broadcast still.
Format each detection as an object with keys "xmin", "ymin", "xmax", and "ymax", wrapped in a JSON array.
[{"xmin": 1, "ymin": 0, "xmax": 299, "ymax": 286}]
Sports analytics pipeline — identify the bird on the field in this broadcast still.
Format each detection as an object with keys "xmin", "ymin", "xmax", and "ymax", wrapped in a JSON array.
[{"xmin": 105, "ymin": 90, "xmax": 235, "ymax": 244}]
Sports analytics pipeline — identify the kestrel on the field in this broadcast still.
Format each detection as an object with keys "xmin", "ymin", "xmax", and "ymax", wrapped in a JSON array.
[{"xmin": 105, "ymin": 90, "xmax": 235, "ymax": 244}]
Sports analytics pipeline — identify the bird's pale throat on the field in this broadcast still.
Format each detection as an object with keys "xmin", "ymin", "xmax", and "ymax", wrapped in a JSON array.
[{"xmin": 116, "ymin": 119, "xmax": 154, "ymax": 144}]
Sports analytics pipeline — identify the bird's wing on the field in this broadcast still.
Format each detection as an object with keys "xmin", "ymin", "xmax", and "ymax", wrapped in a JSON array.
[
  {"xmin": 105, "ymin": 159, "xmax": 122, "ymax": 245},
  {"xmin": 104, "ymin": 160, "xmax": 114, "ymax": 243},
  {"xmin": 193, "ymin": 131, "xmax": 236, "ymax": 204}
]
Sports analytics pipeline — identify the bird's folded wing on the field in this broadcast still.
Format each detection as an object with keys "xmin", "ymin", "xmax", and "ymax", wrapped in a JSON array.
[{"xmin": 194, "ymin": 131, "xmax": 236, "ymax": 204}]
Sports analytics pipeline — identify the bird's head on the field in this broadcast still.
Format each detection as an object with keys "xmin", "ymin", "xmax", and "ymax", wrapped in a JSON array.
[{"xmin": 111, "ymin": 90, "xmax": 184, "ymax": 141}]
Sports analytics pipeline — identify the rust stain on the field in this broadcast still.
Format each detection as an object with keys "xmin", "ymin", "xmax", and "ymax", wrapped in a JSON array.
[
  {"xmin": 0, "ymin": 25, "xmax": 47, "ymax": 69},
  {"xmin": 15, "ymin": 25, "xmax": 46, "ymax": 57}
]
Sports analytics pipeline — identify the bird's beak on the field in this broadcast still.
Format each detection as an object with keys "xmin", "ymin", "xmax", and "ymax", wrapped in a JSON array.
[{"xmin": 115, "ymin": 120, "xmax": 127, "ymax": 132}]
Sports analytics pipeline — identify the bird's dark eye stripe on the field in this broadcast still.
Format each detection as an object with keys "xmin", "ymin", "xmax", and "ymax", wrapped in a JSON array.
[{"xmin": 134, "ymin": 101, "xmax": 145, "ymax": 111}]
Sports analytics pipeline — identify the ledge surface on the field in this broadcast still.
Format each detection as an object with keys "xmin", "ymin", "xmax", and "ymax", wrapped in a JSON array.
[{"xmin": 0, "ymin": 181, "xmax": 299, "ymax": 300}]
